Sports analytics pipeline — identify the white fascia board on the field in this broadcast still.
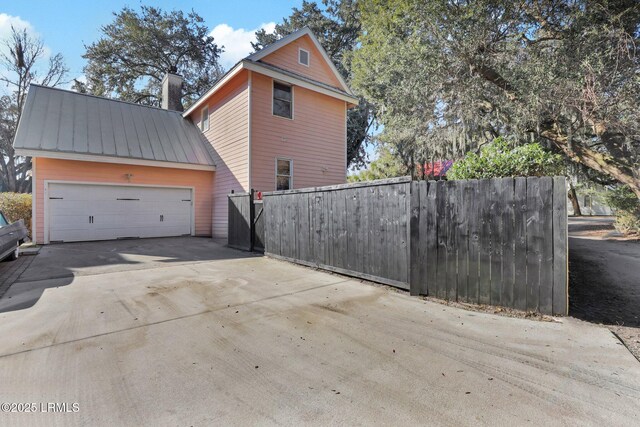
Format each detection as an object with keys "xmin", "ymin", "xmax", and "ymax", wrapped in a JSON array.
[
  {"xmin": 243, "ymin": 61, "xmax": 359, "ymax": 104},
  {"xmin": 15, "ymin": 149, "xmax": 216, "ymax": 171}
]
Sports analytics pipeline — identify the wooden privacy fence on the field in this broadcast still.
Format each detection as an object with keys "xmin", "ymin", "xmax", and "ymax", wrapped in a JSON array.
[
  {"xmin": 231, "ymin": 176, "xmax": 568, "ymax": 315},
  {"xmin": 409, "ymin": 177, "xmax": 567, "ymax": 315},
  {"xmin": 263, "ymin": 178, "xmax": 411, "ymax": 289},
  {"xmin": 228, "ymin": 190, "xmax": 265, "ymax": 252},
  {"xmin": 228, "ymin": 192, "xmax": 252, "ymax": 251}
]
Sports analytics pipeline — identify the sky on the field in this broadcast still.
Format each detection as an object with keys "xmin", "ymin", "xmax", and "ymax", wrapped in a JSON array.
[
  {"xmin": 0, "ymin": 0, "xmax": 304, "ymax": 80},
  {"xmin": 0, "ymin": 0, "xmax": 376, "ymax": 169}
]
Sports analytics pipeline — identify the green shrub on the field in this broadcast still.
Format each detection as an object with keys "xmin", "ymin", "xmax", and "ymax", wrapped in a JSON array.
[
  {"xmin": 0, "ymin": 192, "xmax": 32, "ymax": 237},
  {"xmin": 605, "ymin": 186, "xmax": 640, "ymax": 235},
  {"xmin": 447, "ymin": 137, "xmax": 564, "ymax": 180}
]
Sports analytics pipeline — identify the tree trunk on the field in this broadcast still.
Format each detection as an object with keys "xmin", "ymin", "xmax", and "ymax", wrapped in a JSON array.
[
  {"xmin": 568, "ymin": 185, "xmax": 582, "ymax": 216},
  {"xmin": 540, "ymin": 127, "xmax": 640, "ymax": 199}
]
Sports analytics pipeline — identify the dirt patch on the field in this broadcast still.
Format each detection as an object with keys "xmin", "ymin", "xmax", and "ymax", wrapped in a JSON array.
[
  {"xmin": 420, "ymin": 296, "xmax": 558, "ymax": 323},
  {"xmin": 610, "ymin": 326, "xmax": 640, "ymax": 362}
]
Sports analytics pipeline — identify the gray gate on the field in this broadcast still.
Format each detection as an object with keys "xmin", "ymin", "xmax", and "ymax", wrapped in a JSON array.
[{"xmin": 227, "ymin": 190, "xmax": 264, "ymax": 252}]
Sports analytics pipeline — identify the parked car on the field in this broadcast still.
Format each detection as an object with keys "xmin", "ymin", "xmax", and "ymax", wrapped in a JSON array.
[{"xmin": 0, "ymin": 211, "xmax": 28, "ymax": 261}]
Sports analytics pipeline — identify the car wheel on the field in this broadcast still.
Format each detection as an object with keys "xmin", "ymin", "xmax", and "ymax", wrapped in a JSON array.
[{"xmin": 7, "ymin": 243, "xmax": 19, "ymax": 261}]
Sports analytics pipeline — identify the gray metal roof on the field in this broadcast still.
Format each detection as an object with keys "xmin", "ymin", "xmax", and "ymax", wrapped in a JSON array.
[{"xmin": 13, "ymin": 85, "xmax": 215, "ymax": 167}]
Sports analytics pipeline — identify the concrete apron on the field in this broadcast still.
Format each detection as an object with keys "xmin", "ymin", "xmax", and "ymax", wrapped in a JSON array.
[{"xmin": 0, "ymin": 254, "xmax": 639, "ymax": 426}]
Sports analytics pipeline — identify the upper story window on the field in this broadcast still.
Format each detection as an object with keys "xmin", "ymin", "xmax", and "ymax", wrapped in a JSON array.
[
  {"xmin": 276, "ymin": 158, "xmax": 293, "ymax": 191},
  {"xmin": 200, "ymin": 106, "xmax": 209, "ymax": 131},
  {"xmin": 298, "ymin": 48, "xmax": 309, "ymax": 66},
  {"xmin": 273, "ymin": 81, "xmax": 293, "ymax": 119}
]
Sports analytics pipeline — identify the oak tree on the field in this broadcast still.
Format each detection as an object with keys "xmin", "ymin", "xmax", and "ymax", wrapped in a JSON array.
[
  {"xmin": 353, "ymin": 0, "xmax": 640, "ymax": 197},
  {"xmin": 81, "ymin": 6, "xmax": 224, "ymax": 110}
]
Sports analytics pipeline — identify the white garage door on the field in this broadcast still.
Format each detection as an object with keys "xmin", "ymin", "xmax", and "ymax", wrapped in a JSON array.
[{"xmin": 48, "ymin": 183, "xmax": 192, "ymax": 242}]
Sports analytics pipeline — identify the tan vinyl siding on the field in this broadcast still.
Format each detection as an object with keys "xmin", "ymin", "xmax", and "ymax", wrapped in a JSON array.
[
  {"xmin": 250, "ymin": 73, "xmax": 346, "ymax": 193},
  {"xmin": 195, "ymin": 70, "xmax": 250, "ymax": 238},
  {"xmin": 261, "ymin": 35, "xmax": 343, "ymax": 89}
]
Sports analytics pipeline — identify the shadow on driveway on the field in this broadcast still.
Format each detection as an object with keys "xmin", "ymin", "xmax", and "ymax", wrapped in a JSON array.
[
  {"xmin": 0, "ymin": 237, "xmax": 257, "ymax": 314},
  {"xmin": 568, "ymin": 218, "xmax": 640, "ymax": 328}
]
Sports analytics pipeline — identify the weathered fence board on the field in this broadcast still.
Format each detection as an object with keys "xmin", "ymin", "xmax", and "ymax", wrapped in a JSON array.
[
  {"xmin": 253, "ymin": 200, "xmax": 265, "ymax": 252},
  {"xmin": 410, "ymin": 176, "xmax": 567, "ymax": 315},
  {"xmin": 552, "ymin": 176, "xmax": 568, "ymax": 315},
  {"xmin": 262, "ymin": 178, "xmax": 411, "ymax": 290},
  {"xmin": 233, "ymin": 176, "xmax": 568, "ymax": 316},
  {"xmin": 228, "ymin": 193, "xmax": 251, "ymax": 251},
  {"xmin": 478, "ymin": 179, "xmax": 492, "ymax": 305},
  {"xmin": 467, "ymin": 181, "xmax": 480, "ymax": 304},
  {"xmin": 513, "ymin": 177, "xmax": 528, "ymax": 311},
  {"xmin": 500, "ymin": 178, "xmax": 515, "ymax": 308}
]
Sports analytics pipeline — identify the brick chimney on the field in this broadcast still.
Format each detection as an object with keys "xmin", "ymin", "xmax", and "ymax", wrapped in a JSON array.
[{"xmin": 161, "ymin": 71, "xmax": 184, "ymax": 111}]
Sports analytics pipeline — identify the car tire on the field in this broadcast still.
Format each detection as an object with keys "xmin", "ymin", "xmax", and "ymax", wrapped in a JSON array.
[{"xmin": 7, "ymin": 243, "xmax": 19, "ymax": 261}]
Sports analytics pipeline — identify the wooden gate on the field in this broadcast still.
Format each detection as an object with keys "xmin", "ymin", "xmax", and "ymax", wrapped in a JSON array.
[{"xmin": 227, "ymin": 190, "xmax": 264, "ymax": 252}]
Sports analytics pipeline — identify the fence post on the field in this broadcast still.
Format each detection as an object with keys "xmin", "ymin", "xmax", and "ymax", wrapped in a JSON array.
[
  {"xmin": 409, "ymin": 181, "xmax": 420, "ymax": 296},
  {"xmin": 249, "ymin": 189, "xmax": 255, "ymax": 252}
]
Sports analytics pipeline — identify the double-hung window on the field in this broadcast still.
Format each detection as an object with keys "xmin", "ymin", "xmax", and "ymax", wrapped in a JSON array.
[
  {"xmin": 276, "ymin": 159, "xmax": 293, "ymax": 191},
  {"xmin": 273, "ymin": 82, "xmax": 292, "ymax": 119}
]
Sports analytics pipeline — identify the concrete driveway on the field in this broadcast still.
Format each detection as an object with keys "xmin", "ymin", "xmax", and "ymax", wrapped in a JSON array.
[{"xmin": 1, "ymin": 238, "xmax": 639, "ymax": 426}]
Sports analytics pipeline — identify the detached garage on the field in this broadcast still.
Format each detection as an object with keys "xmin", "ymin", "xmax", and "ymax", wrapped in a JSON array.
[{"xmin": 13, "ymin": 85, "xmax": 216, "ymax": 244}]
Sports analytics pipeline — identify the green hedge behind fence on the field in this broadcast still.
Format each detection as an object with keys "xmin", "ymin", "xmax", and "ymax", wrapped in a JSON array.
[{"xmin": 0, "ymin": 193, "xmax": 32, "ymax": 237}]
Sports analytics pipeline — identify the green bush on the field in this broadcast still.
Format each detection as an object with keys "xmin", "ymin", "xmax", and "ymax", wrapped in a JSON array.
[
  {"xmin": 0, "ymin": 192, "xmax": 32, "ymax": 237},
  {"xmin": 605, "ymin": 186, "xmax": 639, "ymax": 235},
  {"xmin": 447, "ymin": 137, "xmax": 564, "ymax": 180}
]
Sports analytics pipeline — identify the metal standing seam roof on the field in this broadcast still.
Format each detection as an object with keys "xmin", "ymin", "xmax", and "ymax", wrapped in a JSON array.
[{"xmin": 13, "ymin": 85, "xmax": 216, "ymax": 167}]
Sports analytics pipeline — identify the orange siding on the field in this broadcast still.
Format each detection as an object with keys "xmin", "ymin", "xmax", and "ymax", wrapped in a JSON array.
[
  {"xmin": 193, "ymin": 71, "xmax": 250, "ymax": 238},
  {"xmin": 250, "ymin": 72, "xmax": 347, "ymax": 193},
  {"xmin": 33, "ymin": 157, "xmax": 213, "ymax": 243},
  {"xmin": 261, "ymin": 35, "xmax": 343, "ymax": 89}
]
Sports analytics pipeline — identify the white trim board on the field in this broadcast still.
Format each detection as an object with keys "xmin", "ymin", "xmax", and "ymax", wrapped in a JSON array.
[
  {"xmin": 247, "ymin": 70, "xmax": 253, "ymax": 189},
  {"xmin": 16, "ymin": 149, "xmax": 215, "ymax": 171},
  {"xmin": 43, "ymin": 180, "xmax": 196, "ymax": 244},
  {"xmin": 31, "ymin": 157, "xmax": 37, "ymax": 243}
]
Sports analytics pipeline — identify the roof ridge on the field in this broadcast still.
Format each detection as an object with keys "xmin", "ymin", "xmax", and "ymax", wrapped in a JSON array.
[{"xmin": 29, "ymin": 84, "xmax": 183, "ymax": 114}]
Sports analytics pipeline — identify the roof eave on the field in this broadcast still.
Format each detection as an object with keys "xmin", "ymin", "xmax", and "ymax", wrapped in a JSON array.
[
  {"xmin": 16, "ymin": 148, "xmax": 216, "ymax": 171},
  {"xmin": 243, "ymin": 60, "xmax": 359, "ymax": 104},
  {"xmin": 183, "ymin": 61, "xmax": 246, "ymax": 117}
]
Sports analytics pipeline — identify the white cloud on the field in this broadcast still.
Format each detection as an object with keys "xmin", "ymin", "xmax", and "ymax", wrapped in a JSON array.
[
  {"xmin": 210, "ymin": 22, "xmax": 276, "ymax": 70},
  {"xmin": 0, "ymin": 13, "xmax": 36, "ymax": 40},
  {"xmin": 0, "ymin": 13, "xmax": 50, "ymax": 59}
]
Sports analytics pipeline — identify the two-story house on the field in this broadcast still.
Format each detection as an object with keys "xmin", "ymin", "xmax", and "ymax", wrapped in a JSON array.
[{"xmin": 13, "ymin": 27, "xmax": 358, "ymax": 243}]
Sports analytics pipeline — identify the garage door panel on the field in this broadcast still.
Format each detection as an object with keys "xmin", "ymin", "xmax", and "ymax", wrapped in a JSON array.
[{"xmin": 48, "ymin": 183, "xmax": 193, "ymax": 242}]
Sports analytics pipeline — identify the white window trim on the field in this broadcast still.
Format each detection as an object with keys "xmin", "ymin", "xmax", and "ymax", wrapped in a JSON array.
[
  {"xmin": 201, "ymin": 105, "xmax": 209, "ymax": 131},
  {"xmin": 275, "ymin": 158, "xmax": 293, "ymax": 191},
  {"xmin": 271, "ymin": 80, "xmax": 294, "ymax": 120},
  {"xmin": 298, "ymin": 48, "xmax": 310, "ymax": 67}
]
